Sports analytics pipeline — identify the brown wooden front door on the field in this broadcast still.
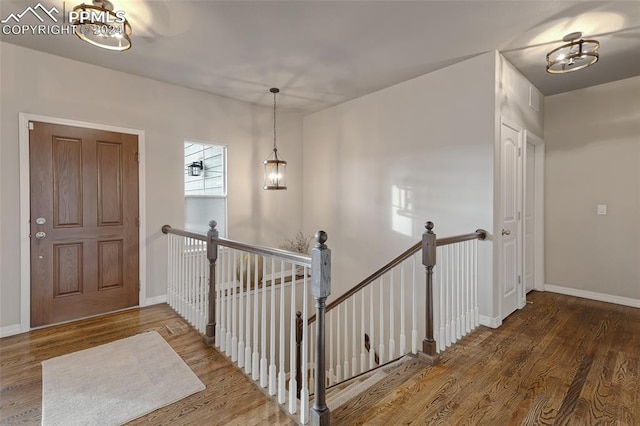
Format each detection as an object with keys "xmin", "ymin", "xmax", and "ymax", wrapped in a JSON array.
[{"xmin": 29, "ymin": 122, "xmax": 139, "ymax": 327}]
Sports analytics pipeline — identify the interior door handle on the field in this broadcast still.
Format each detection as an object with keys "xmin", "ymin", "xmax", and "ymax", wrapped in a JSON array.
[
  {"xmin": 501, "ymin": 229, "xmax": 511, "ymax": 236},
  {"xmin": 35, "ymin": 231, "xmax": 47, "ymax": 240}
]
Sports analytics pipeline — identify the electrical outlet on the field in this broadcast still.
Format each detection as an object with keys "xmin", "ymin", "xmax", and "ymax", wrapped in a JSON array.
[{"xmin": 597, "ymin": 204, "xmax": 607, "ymax": 215}]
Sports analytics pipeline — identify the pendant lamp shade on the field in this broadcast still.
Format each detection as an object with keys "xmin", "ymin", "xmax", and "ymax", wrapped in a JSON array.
[{"xmin": 263, "ymin": 88, "xmax": 287, "ymax": 190}]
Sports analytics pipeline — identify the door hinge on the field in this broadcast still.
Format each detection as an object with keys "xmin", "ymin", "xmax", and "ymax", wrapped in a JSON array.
[
  {"xmin": 136, "ymin": 217, "xmax": 140, "ymax": 227},
  {"xmin": 518, "ymin": 275, "xmax": 521, "ymax": 284},
  {"xmin": 518, "ymin": 211, "xmax": 521, "ymax": 220},
  {"xmin": 138, "ymin": 281, "xmax": 141, "ymax": 291},
  {"xmin": 518, "ymin": 147, "xmax": 522, "ymax": 157},
  {"xmin": 134, "ymin": 152, "xmax": 140, "ymax": 163},
  {"xmin": 28, "ymin": 121, "xmax": 34, "ymax": 130}
]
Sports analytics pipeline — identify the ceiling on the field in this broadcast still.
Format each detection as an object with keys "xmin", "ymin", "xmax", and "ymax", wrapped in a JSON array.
[{"xmin": 1, "ymin": 1, "xmax": 639, "ymax": 113}]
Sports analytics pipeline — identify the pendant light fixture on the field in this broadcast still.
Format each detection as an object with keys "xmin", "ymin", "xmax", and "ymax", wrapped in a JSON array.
[
  {"xmin": 263, "ymin": 88, "xmax": 287, "ymax": 190},
  {"xmin": 546, "ymin": 32, "xmax": 599, "ymax": 74},
  {"xmin": 72, "ymin": 0, "xmax": 132, "ymax": 51}
]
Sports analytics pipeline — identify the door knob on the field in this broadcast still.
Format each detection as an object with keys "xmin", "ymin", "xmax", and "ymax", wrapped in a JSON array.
[
  {"xmin": 502, "ymin": 229, "xmax": 511, "ymax": 236},
  {"xmin": 35, "ymin": 231, "xmax": 47, "ymax": 240}
]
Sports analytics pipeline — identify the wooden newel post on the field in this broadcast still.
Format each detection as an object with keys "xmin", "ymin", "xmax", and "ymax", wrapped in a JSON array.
[
  {"xmin": 205, "ymin": 220, "xmax": 219, "ymax": 345},
  {"xmin": 310, "ymin": 231, "xmax": 331, "ymax": 426},
  {"xmin": 422, "ymin": 221, "xmax": 438, "ymax": 361}
]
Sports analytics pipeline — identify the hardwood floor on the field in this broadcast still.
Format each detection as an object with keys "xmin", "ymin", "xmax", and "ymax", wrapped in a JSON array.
[
  {"xmin": 1, "ymin": 292, "xmax": 638, "ymax": 425},
  {"xmin": 332, "ymin": 291, "xmax": 640, "ymax": 425},
  {"xmin": 0, "ymin": 304, "xmax": 293, "ymax": 426}
]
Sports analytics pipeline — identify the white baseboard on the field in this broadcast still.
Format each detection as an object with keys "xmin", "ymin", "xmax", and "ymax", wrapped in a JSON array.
[
  {"xmin": 544, "ymin": 284, "xmax": 640, "ymax": 308},
  {"xmin": 479, "ymin": 315, "xmax": 502, "ymax": 329},
  {"xmin": 0, "ymin": 323, "xmax": 22, "ymax": 338},
  {"xmin": 142, "ymin": 294, "xmax": 167, "ymax": 306}
]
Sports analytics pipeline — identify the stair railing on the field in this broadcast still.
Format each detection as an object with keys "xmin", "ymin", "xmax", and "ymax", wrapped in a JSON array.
[
  {"xmin": 162, "ymin": 221, "xmax": 331, "ymax": 425},
  {"xmin": 303, "ymin": 221, "xmax": 486, "ymax": 391}
]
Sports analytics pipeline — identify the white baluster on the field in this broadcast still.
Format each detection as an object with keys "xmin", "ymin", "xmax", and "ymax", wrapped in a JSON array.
[
  {"xmin": 252, "ymin": 254, "xmax": 260, "ymax": 380},
  {"xmin": 260, "ymin": 257, "xmax": 268, "ymax": 388},
  {"xmin": 269, "ymin": 258, "xmax": 276, "ymax": 395},
  {"xmin": 238, "ymin": 252, "xmax": 245, "ymax": 368},
  {"xmin": 343, "ymin": 302, "xmax": 349, "ymax": 381},
  {"xmin": 351, "ymin": 297, "xmax": 358, "ymax": 377},
  {"xmin": 336, "ymin": 305, "xmax": 342, "ymax": 383},
  {"xmin": 188, "ymin": 238, "xmax": 194, "ymax": 326},
  {"xmin": 369, "ymin": 285, "xmax": 375, "ymax": 369},
  {"xmin": 171, "ymin": 235, "xmax": 176, "ymax": 309},
  {"xmin": 172, "ymin": 235, "xmax": 177, "ymax": 312},
  {"xmin": 360, "ymin": 291, "xmax": 366, "ymax": 373},
  {"xmin": 450, "ymin": 245, "xmax": 455, "ymax": 344},
  {"xmin": 289, "ymin": 265, "xmax": 297, "ymax": 414},
  {"xmin": 456, "ymin": 243, "xmax": 462, "ymax": 341},
  {"xmin": 198, "ymin": 241, "xmax": 204, "ymax": 332},
  {"xmin": 176, "ymin": 235, "xmax": 180, "ymax": 313},
  {"xmin": 181, "ymin": 238, "xmax": 187, "ymax": 321},
  {"xmin": 468, "ymin": 241, "xmax": 473, "ymax": 333},
  {"xmin": 199, "ymin": 240, "xmax": 204, "ymax": 331},
  {"xmin": 167, "ymin": 235, "xmax": 172, "ymax": 310},
  {"xmin": 215, "ymin": 247, "xmax": 221, "ymax": 346},
  {"xmin": 231, "ymin": 250, "xmax": 238, "ymax": 361},
  {"xmin": 436, "ymin": 247, "xmax": 447, "ymax": 350},
  {"xmin": 184, "ymin": 238, "xmax": 189, "ymax": 320},
  {"xmin": 464, "ymin": 242, "xmax": 470, "ymax": 334},
  {"xmin": 442, "ymin": 246, "xmax": 451, "ymax": 349},
  {"xmin": 399, "ymin": 262, "xmax": 406, "ymax": 355},
  {"xmin": 301, "ymin": 271, "xmax": 309, "ymax": 424},
  {"xmin": 245, "ymin": 254, "xmax": 252, "ymax": 375},
  {"xmin": 226, "ymin": 248, "xmax": 232, "ymax": 354},
  {"xmin": 389, "ymin": 269, "xmax": 395, "ymax": 360},
  {"xmin": 179, "ymin": 237, "xmax": 185, "ymax": 319},
  {"xmin": 474, "ymin": 239, "xmax": 479, "ymax": 327},
  {"xmin": 278, "ymin": 261, "xmax": 286, "ymax": 404},
  {"xmin": 188, "ymin": 238, "xmax": 193, "ymax": 326},
  {"xmin": 378, "ymin": 277, "xmax": 385, "ymax": 364},
  {"xmin": 452, "ymin": 244, "xmax": 458, "ymax": 343},
  {"xmin": 328, "ymin": 309, "xmax": 334, "ymax": 385},
  {"xmin": 196, "ymin": 241, "xmax": 201, "ymax": 332},
  {"xmin": 220, "ymin": 248, "xmax": 227, "ymax": 351},
  {"xmin": 411, "ymin": 254, "xmax": 418, "ymax": 354}
]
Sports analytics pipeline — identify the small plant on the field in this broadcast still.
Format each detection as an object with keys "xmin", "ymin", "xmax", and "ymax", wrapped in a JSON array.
[{"xmin": 280, "ymin": 231, "xmax": 313, "ymax": 254}]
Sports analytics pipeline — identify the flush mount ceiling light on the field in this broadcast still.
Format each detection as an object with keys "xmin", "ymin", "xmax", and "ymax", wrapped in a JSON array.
[
  {"xmin": 263, "ymin": 88, "xmax": 287, "ymax": 190},
  {"xmin": 546, "ymin": 32, "xmax": 599, "ymax": 74},
  {"xmin": 72, "ymin": 0, "xmax": 132, "ymax": 51}
]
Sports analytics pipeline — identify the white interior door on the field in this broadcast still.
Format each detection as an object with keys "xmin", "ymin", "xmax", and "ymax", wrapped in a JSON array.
[
  {"xmin": 524, "ymin": 142, "xmax": 536, "ymax": 293},
  {"xmin": 500, "ymin": 120, "xmax": 522, "ymax": 320}
]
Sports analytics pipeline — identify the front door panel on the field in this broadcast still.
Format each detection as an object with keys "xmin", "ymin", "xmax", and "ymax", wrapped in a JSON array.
[{"xmin": 30, "ymin": 122, "xmax": 139, "ymax": 327}]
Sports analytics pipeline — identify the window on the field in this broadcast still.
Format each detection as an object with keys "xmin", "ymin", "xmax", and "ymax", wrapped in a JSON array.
[
  {"xmin": 184, "ymin": 142, "xmax": 226, "ymax": 196},
  {"xmin": 184, "ymin": 142, "xmax": 227, "ymax": 237}
]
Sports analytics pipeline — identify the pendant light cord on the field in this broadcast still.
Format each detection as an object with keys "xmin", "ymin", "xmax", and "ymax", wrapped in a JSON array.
[{"xmin": 273, "ymin": 90, "xmax": 278, "ymax": 152}]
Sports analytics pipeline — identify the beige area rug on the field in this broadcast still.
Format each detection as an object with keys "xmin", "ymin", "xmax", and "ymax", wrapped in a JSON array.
[{"xmin": 41, "ymin": 331, "xmax": 205, "ymax": 426}]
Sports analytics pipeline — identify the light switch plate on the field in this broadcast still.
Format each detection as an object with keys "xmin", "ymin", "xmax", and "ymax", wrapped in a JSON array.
[{"xmin": 597, "ymin": 204, "xmax": 607, "ymax": 215}]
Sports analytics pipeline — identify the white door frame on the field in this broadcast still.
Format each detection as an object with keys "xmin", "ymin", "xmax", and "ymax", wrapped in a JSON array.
[
  {"xmin": 18, "ymin": 113, "xmax": 147, "ymax": 333},
  {"xmin": 523, "ymin": 130, "xmax": 545, "ymax": 294}
]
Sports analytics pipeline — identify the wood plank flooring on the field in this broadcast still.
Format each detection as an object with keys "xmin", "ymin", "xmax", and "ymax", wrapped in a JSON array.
[
  {"xmin": 0, "ymin": 304, "xmax": 293, "ymax": 426},
  {"xmin": 1, "ymin": 291, "xmax": 638, "ymax": 425},
  {"xmin": 332, "ymin": 291, "xmax": 640, "ymax": 425}
]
